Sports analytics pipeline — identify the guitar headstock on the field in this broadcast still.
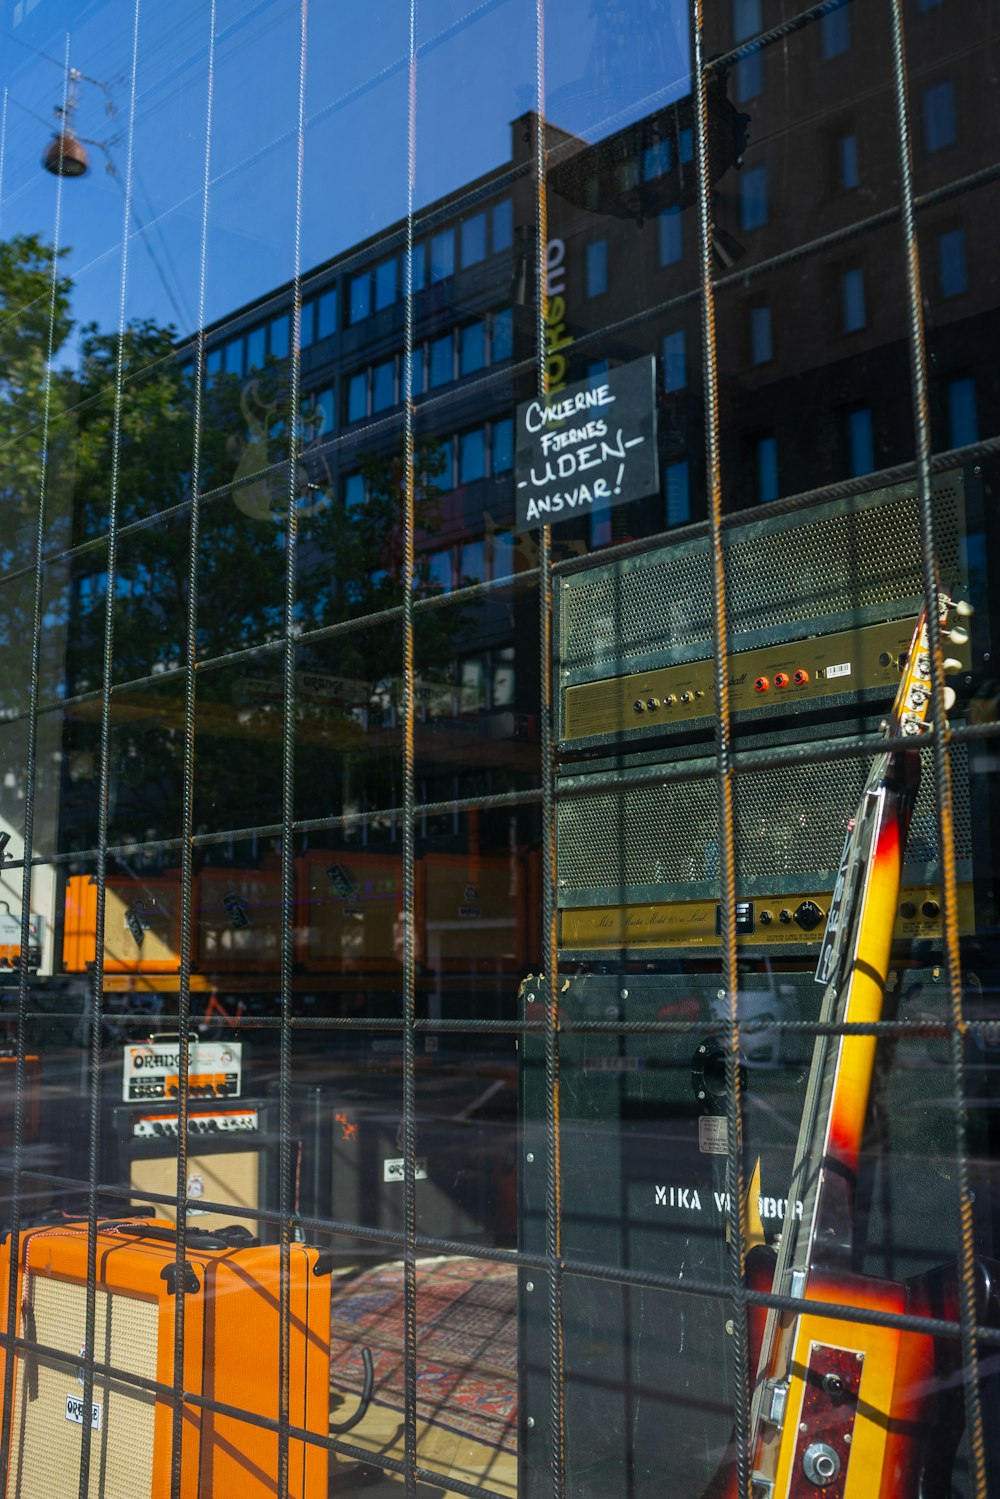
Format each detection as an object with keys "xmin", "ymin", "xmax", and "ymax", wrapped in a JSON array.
[{"xmin": 891, "ymin": 594, "xmax": 972, "ymax": 738}]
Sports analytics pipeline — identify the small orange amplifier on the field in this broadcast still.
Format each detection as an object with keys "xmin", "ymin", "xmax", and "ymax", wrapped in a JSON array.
[
  {"xmin": 0, "ymin": 1218, "xmax": 333, "ymax": 1498},
  {"xmin": 0, "ymin": 1049, "xmax": 40, "ymax": 1145}
]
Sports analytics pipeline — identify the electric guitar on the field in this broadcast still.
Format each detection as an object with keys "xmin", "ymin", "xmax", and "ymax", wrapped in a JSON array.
[{"xmin": 703, "ymin": 596, "xmax": 996, "ymax": 1499}]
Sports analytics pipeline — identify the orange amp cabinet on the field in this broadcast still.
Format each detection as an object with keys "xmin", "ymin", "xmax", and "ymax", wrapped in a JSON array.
[
  {"xmin": 196, "ymin": 866, "xmax": 284, "ymax": 972},
  {"xmin": 0, "ymin": 1218, "xmax": 332, "ymax": 1498},
  {"xmin": 420, "ymin": 852, "xmax": 527, "ymax": 973},
  {"xmin": 296, "ymin": 850, "xmax": 404, "ymax": 972},
  {"xmin": 63, "ymin": 873, "xmax": 183, "ymax": 975}
]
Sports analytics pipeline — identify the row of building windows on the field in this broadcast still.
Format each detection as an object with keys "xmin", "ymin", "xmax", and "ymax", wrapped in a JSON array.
[
  {"xmin": 347, "ymin": 200, "xmax": 513, "ymax": 324},
  {"xmin": 343, "ymin": 309, "xmax": 513, "ymax": 424},
  {"xmin": 340, "ymin": 417, "xmax": 514, "ymax": 514}
]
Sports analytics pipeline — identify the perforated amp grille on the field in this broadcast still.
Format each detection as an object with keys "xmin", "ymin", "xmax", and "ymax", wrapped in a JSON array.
[
  {"xmin": 557, "ymin": 741, "xmax": 971, "ymax": 897},
  {"xmin": 559, "ymin": 476, "xmax": 964, "ymax": 675}
]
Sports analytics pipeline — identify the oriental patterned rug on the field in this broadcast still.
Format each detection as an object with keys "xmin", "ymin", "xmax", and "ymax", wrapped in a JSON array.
[{"xmin": 329, "ymin": 1256, "xmax": 518, "ymax": 1454}]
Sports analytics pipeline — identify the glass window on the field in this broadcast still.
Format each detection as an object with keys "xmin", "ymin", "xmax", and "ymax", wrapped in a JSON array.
[
  {"xmin": 430, "ymin": 229, "xmax": 456, "ymax": 282},
  {"xmin": 314, "ymin": 387, "xmax": 334, "ymax": 438},
  {"xmin": 405, "ymin": 242, "xmax": 426, "ymax": 294},
  {"xmin": 459, "ymin": 540, "xmax": 485, "ymax": 584},
  {"xmin": 740, "ymin": 166, "xmax": 768, "ymax": 230},
  {"xmin": 678, "ymin": 127, "xmax": 694, "ymax": 164},
  {"xmin": 841, "ymin": 267, "xmax": 866, "ymax": 332},
  {"xmin": 459, "ymin": 428, "xmax": 486, "ymax": 483},
  {"xmin": 374, "ymin": 258, "xmax": 398, "ymax": 311},
  {"xmin": 821, "ymin": 1, "xmax": 851, "ymax": 58},
  {"xmin": 224, "ymin": 337, "xmax": 244, "ymax": 376},
  {"xmin": 492, "ymin": 646, "xmax": 515, "ymax": 706},
  {"xmin": 269, "ymin": 313, "xmax": 290, "ymax": 359},
  {"xmin": 429, "ymin": 334, "xmax": 453, "ymax": 387},
  {"xmin": 839, "ymin": 133, "xmax": 859, "ymax": 190},
  {"xmin": 427, "ymin": 439, "xmax": 453, "ymax": 489},
  {"xmin": 642, "ymin": 138, "xmax": 672, "ymax": 179},
  {"xmin": 461, "ymin": 213, "xmax": 487, "ymax": 266},
  {"xmin": 492, "ymin": 199, "xmax": 513, "ymax": 252},
  {"xmin": 492, "ymin": 307, "xmax": 513, "ymax": 363},
  {"xmin": 349, "ymin": 272, "xmax": 371, "ymax": 323},
  {"xmin": 372, "ymin": 359, "xmax": 395, "ymax": 412},
  {"xmin": 205, "ymin": 347, "xmax": 222, "ymax": 378},
  {"xmin": 300, "ymin": 300, "xmax": 317, "ymax": 348},
  {"xmin": 492, "ymin": 529, "xmax": 514, "ymax": 580},
  {"xmin": 590, "ymin": 502, "xmax": 612, "ymax": 549},
  {"xmin": 665, "ymin": 460, "xmax": 690, "ymax": 525},
  {"xmin": 343, "ymin": 472, "xmax": 365, "ymax": 512},
  {"xmin": 492, "ymin": 417, "xmax": 513, "ymax": 473},
  {"xmin": 733, "ymin": 0, "xmax": 762, "ymax": 103},
  {"xmin": 586, "ymin": 239, "xmax": 608, "ymax": 298},
  {"xmin": 757, "ymin": 434, "xmax": 779, "ymax": 501},
  {"xmin": 663, "ymin": 330, "xmax": 686, "ymax": 392},
  {"xmin": 660, "ymin": 207, "xmax": 682, "ymax": 265},
  {"xmin": 459, "ymin": 322, "xmax": 486, "ymax": 376},
  {"xmin": 245, "ymin": 324, "xmax": 266, "ymax": 369},
  {"xmin": 848, "ymin": 405, "xmax": 874, "ymax": 476},
  {"xmin": 916, "ymin": 0, "xmax": 944, "ymax": 8},
  {"xmin": 947, "ymin": 375, "xmax": 978, "ymax": 446},
  {"xmin": 403, "ymin": 348, "xmax": 425, "ymax": 399},
  {"xmin": 427, "ymin": 548, "xmax": 452, "ymax": 593},
  {"xmin": 315, "ymin": 288, "xmax": 337, "ymax": 339},
  {"xmin": 459, "ymin": 655, "xmax": 485, "ymax": 711},
  {"xmin": 923, "ymin": 80, "xmax": 957, "ymax": 152},
  {"xmin": 347, "ymin": 370, "xmax": 368, "ymax": 421},
  {"xmin": 938, "ymin": 228, "xmax": 968, "ymax": 297},
  {"xmin": 750, "ymin": 306, "xmax": 772, "ymax": 365}
]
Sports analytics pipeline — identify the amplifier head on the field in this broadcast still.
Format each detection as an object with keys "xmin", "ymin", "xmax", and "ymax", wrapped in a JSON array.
[
  {"xmin": 556, "ymin": 726, "xmax": 973, "ymax": 956},
  {"xmin": 556, "ymin": 471, "xmax": 971, "ymax": 750}
]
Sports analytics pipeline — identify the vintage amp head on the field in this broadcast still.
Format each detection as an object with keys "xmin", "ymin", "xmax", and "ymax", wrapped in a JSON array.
[
  {"xmin": 556, "ymin": 724, "xmax": 974, "ymax": 958},
  {"xmin": 555, "ymin": 470, "xmax": 972, "ymax": 751}
]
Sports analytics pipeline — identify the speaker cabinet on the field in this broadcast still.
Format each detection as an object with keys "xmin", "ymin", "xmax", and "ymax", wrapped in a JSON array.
[
  {"xmin": 0, "ymin": 1219, "xmax": 330, "ymax": 1499},
  {"xmin": 518, "ymin": 968, "xmax": 992, "ymax": 1499},
  {"xmin": 113, "ymin": 1100, "xmax": 283, "ymax": 1241}
]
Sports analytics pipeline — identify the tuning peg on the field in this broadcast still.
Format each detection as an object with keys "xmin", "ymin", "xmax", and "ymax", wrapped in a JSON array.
[
  {"xmin": 943, "ymin": 658, "xmax": 963, "ymax": 673},
  {"xmin": 948, "ymin": 625, "xmax": 970, "ymax": 646},
  {"xmin": 943, "ymin": 686, "xmax": 957, "ymax": 711}
]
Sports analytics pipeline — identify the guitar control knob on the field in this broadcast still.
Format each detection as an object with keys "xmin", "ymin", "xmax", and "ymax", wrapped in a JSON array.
[{"xmin": 802, "ymin": 1443, "xmax": 841, "ymax": 1487}]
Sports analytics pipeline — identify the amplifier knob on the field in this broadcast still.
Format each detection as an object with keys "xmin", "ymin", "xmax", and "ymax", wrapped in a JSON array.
[
  {"xmin": 793, "ymin": 900, "xmax": 824, "ymax": 931},
  {"xmin": 879, "ymin": 651, "xmax": 892, "ymax": 667}
]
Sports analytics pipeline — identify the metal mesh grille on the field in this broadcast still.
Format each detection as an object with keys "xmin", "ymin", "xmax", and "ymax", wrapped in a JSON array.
[
  {"xmin": 557, "ymin": 742, "xmax": 971, "ymax": 895},
  {"xmin": 559, "ymin": 479, "xmax": 964, "ymax": 673}
]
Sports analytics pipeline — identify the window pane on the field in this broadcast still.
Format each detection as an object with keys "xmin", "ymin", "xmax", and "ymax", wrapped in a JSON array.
[
  {"xmin": 923, "ymin": 80, "xmax": 957, "ymax": 152},
  {"xmin": 947, "ymin": 376, "xmax": 978, "ymax": 446},
  {"xmin": 841, "ymin": 267, "xmax": 866, "ymax": 332},
  {"xmin": 492, "ymin": 417, "xmax": 513, "ymax": 473},
  {"xmin": 459, "ymin": 428, "xmax": 486, "ymax": 483},
  {"xmin": 660, "ymin": 207, "xmax": 682, "ymax": 265},
  {"xmin": 750, "ymin": 306, "xmax": 772, "ymax": 365},
  {"xmin": 757, "ymin": 435, "xmax": 778, "ymax": 501},
  {"xmin": 349, "ymin": 272, "xmax": 371, "ymax": 323},
  {"xmin": 405, "ymin": 242, "xmax": 426, "ymax": 293},
  {"xmin": 403, "ymin": 348, "xmax": 425, "ymax": 398},
  {"xmin": 427, "ymin": 549, "xmax": 452, "ymax": 593},
  {"xmin": 269, "ymin": 314, "xmax": 290, "ymax": 359},
  {"xmin": 492, "ymin": 199, "xmax": 513, "ymax": 252},
  {"xmin": 665, "ymin": 460, "xmax": 690, "ymax": 525},
  {"xmin": 430, "ymin": 229, "xmax": 456, "ymax": 282},
  {"xmin": 821, "ymin": 1, "xmax": 851, "ymax": 59},
  {"xmin": 315, "ymin": 288, "xmax": 337, "ymax": 339},
  {"xmin": 733, "ymin": 0, "xmax": 763, "ymax": 103},
  {"xmin": 848, "ymin": 406, "xmax": 874, "ymax": 476},
  {"xmin": 586, "ymin": 239, "xmax": 608, "ymax": 298},
  {"xmin": 492, "ymin": 530, "xmax": 514, "ymax": 580},
  {"xmin": 459, "ymin": 540, "xmax": 485, "ymax": 584},
  {"xmin": 938, "ymin": 228, "xmax": 968, "ymax": 298},
  {"xmin": 642, "ymin": 139, "xmax": 672, "ymax": 179},
  {"xmin": 374, "ymin": 257, "xmax": 398, "ymax": 311},
  {"xmin": 678, "ymin": 127, "xmax": 694, "ymax": 164},
  {"xmin": 492, "ymin": 647, "xmax": 515, "ymax": 707},
  {"xmin": 205, "ymin": 347, "xmax": 223, "ymax": 378},
  {"xmin": 246, "ymin": 324, "xmax": 266, "ymax": 369},
  {"xmin": 314, "ymin": 387, "xmax": 334, "ymax": 438},
  {"xmin": 343, "ymin": 472, "xmax": 365, "ymax": 512},
  {"xmin": 372, "ymin": 359, "xmax": 395, "ymax": 412},
  {"xmin": 663, "ymin": 330, "xmax": 686, "ymax": 392},
  {"xmin": 224, "ymin": 337, "xmax": 244, "ymax": 376},
  {"xmin": 839, "ymin": 133, "xmax": 859, "ymax": 190},
  {"xmin": 348, "ymin": 371, "xmax": 368, "ymax": 421},
  {"xmin": 429, "ymin": 334, "xmax": 453, "ymax": 387},
  {"xmin": 492, "ymin": 307, "xmax": 513, "ymax": 363},
  {"xmin": 459, "ymin": 322, "xmax": 486, "ymax": 376},
  {"xmin": 740, "ymin": 166, "xmax": 768, "ymax": 230},
  {"xmin": 461, "ymin": 213, "xmax": 487, "ymax": 266}
]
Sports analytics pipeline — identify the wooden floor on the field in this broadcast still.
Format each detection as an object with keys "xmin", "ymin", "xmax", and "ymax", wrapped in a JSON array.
[{"xmin": 329, "ymin": 1393, "xmax": 518, "ymax": 1498}]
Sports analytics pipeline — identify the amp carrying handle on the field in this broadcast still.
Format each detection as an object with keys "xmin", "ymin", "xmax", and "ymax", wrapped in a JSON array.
[
  {"xmin": 329, "ymin": 1346, "xmax": 375, "ymax": 1433},
  {"xmin": 101, "ymin": 1220, "xmax": 260, "ymax": 1252}
]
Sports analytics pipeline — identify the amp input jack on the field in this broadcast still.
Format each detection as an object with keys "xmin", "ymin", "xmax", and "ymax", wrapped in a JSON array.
[
  {"xmin": 754, "ymin": 676, "xmax": 770, "ymax": 693},
  {"xmin": 773, "ymin": 672, "xmax": 790, "ymax": 689}
]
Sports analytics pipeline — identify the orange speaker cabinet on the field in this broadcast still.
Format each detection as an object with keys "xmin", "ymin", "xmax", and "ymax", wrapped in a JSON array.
[
  {"xmin": 196, "ymin": 869, "xmax": 285, "ymax": 972},
  {"xmin": 296, "ymin": 850, "xmax": 404, "ymax": 972},
  {"xmin": 419, "ymin": 852, "xmax": 525, "ymax": 972},
  {"xmin": 63, "ymin": 874, "xmax": 183, "ymax": 974},
  {"xmin": 0, "ymin": 1050, "xmax": 40, "ymax": 1144},
  {"xmin": 0, "ymin": 1219, "xmax": 331, "ymax": 1499}
]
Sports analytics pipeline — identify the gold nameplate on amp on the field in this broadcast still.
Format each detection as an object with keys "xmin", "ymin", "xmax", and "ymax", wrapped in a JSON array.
[
  {"xmin": 560, "ymin": 884, "xmax": 974, "ymax": 951},
  {"xmin": 561, "ymin": 617, "xmax": 970, "ymax": 745}
]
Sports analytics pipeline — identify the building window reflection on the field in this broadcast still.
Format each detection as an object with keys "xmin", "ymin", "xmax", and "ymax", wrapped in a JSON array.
[
  {"xmin": 585, "ymin": 239, "xmax": 608, "ymax": 298},
  {"xmin": 923, "ymin": 79, "xmax": 957, "ymax": 152},
  {"xmin": 757, "ymin": 433, "xmax": 779, "ymax": 501},
  {"xmin": 947, "ymin": 375, "xmax": 978, "ymax": 447},
  {"xmin": 841, "ymin": 267, "xmax": 867, "ymax": 332},
  {"xmin": 660, "ymin": 206, "xmax": 682, "ymax": 265},
  {"xmin": 733, "ymin": 0, "xmax": 762, "ymax": 102},
  {"xmin": 666, "ymin": 459, "xmax": 690, "ymax": 525},
  {"xmin": 847, "ymin": 405, "xmax": 875, "ymax": 476},
  {"xmin": 749, "ymin": 305, "xmax": 773, "ymax": 365},
  {"xmin": 821, "ymin": 1, "xmax": 851, "ymax": 59},
  {"xmin": 938, "ymin": 227, "xmax": 968, "ymax": 298},
  {"xmin": 838, "ymin": 133, "xmax": 859, "ymax": 190},
  {"xmin": 740, "ymin": 165, "xmax": 768, "ymax": 230}
]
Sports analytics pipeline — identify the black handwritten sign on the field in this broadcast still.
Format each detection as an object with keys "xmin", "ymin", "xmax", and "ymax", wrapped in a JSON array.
[{"xmin": 514, "ymin": 355, "xmax": 658, "ymax": 532}]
